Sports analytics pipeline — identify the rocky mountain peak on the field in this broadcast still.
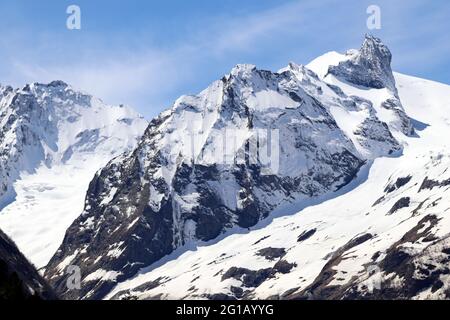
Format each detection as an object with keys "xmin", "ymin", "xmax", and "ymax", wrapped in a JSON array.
[
  {"xmin": 328, "ymin": 34, "xmax": 397, "ymax": 92},
  {"xmin": 360, "ymin": 34, "xmax": 392, "ymax": 63}
]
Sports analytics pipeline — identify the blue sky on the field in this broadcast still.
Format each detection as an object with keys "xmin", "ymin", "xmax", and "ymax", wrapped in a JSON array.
[{"xmin": 0, "ymin": 0, "xmax": 448, "ymax": 118}]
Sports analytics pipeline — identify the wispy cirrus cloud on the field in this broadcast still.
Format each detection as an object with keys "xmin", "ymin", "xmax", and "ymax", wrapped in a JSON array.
[
  {"xmin": 1, "ymin": 0, "xmax": 448, "ymax": 118},
  {"xmin": 2, "ymin": 0, "xmax": 323, "ymax": 117}
]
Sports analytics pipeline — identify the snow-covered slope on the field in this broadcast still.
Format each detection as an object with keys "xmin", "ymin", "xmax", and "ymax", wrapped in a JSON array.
[
  {"xmin": 105, "ymin": 71, "xmax": 450, "ymax": 301},
  {"xmin": 44, "ymin": 35, "xmax": 429, "ymax": 300},
  {"xmin": 0, "ymin": 81, "xmax": 147, "ymax": 267}
]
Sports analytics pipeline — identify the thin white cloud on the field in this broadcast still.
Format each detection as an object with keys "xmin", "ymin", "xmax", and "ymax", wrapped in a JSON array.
[
  {"xmin": 1, "ymin": 0, "xmax": 448, "ymax": 117},
  {"xmin": 11, "ymin": 49, "xmax": 186, "ymax": 105},
  {"xmin": 3, "ymin": 0, "xmax": 318, "ymax": 116}
]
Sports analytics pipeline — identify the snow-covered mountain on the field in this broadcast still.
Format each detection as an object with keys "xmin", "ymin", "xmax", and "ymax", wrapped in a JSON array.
[
  {"xmin": 0, "ymin": 81, "xmax": 147, "ymax": 267},
  {"xmin": 105, "ymin": 72, "xmax": 450, "ymax": 300},
  {"xmin": 42, "ymin": 35, "xmax": 444, "ymax": 300}
]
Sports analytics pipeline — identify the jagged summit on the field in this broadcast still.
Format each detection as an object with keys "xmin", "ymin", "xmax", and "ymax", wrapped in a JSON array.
[
  {"xmin": 328, "ymin": 34, "xmax": 397, "ymax": 92},
  {"xmin": 360, "ymin": 34, "xmax": 392, "ymax": 61},
  {"xmin": 308, "ymin": 35, "xmax": 413, "ymax": 137},
  {"xmin": 46, "ymin": 80, "xmax": 70, "ymax": 88},
  {"xmin": 22, "ymin": 80, "xmax": 70, "ymax": 92}
]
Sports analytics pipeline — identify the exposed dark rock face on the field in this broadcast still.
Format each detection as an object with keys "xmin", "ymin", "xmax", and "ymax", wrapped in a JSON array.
[
  {"xmin": 273, "ymin": 260, "xmax": 296, "ymax": 274},
  {"xmin": 419, "ymin": 176, "xmax": 450, "ymax": 192},
  {"xmin": 205, "ymin": 293, "xmax": 237, "ymax": 300},
  {"xmin": 388, "ymin": 197, "xmax": 411, "ymax": 214},
  {"xmin": 253, "ymin": 235, "xmax": 271, "ymax": 245},
  {"xmin": 353, "ymin": 117, "xmax": 400, "ymax": 155},
  {"xmin": 0, "ymin": 229, "xmax": 56, "ymax": 300},
  {"xmin": 384, "ymin": 176, "xmax": 412, "ymax": 193},
  {"xmin": 328, "ymin": 35, "xmax": 396, "ymax": 92},
  {"xmin": 222, "ymin": 267, "xmax": 273, "ymax": 288},
  {"xmin": 297, "ymin": 228, "xmax": 317, "ymax": 242},
  {"xmin": 256, "ymin": 247, "xmax": 286, "ymax": 261},
  {"xmin": 222, "ymin": 259, "xmax": 297, "ymax": 291}
]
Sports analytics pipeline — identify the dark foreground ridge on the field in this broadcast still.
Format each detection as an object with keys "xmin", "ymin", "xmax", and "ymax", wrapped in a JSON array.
[{"xmin": 0, "ymin": 229, "xmax": 56, "ymax": 300}]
